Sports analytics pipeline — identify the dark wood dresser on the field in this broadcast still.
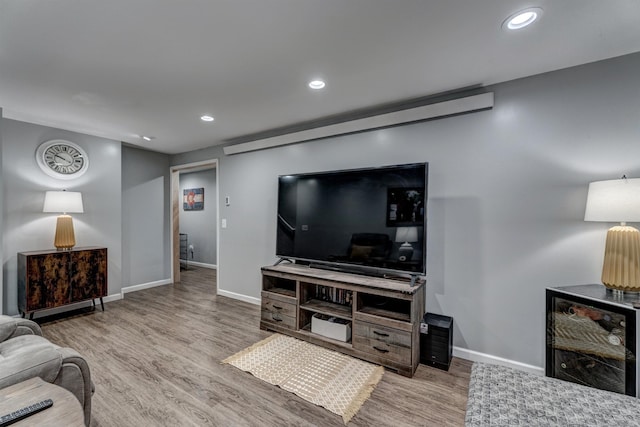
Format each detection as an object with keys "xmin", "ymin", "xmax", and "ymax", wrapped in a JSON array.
[{"xmin": 18, "ymin": 247, "xmax": 107, "ymax": 319}]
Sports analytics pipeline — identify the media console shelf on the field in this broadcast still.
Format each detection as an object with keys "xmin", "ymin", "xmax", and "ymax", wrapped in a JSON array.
[{"xmin": 260, "ymin": 263, "xmax": 426, "ymax": 377}]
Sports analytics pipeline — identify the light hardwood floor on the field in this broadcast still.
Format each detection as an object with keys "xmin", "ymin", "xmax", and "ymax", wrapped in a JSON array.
[{"xmin": 40, "ymin": 267, "xmax": 472, "ymax": 426}]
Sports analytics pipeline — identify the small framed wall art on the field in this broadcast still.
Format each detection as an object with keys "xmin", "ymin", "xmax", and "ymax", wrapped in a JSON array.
[
  {"xmin": 183, "ymin": 188, "xmax": 204, "ymax": 211},
  {"xmin": 386, "ymin": 187, "xmax": 424, "ymax": 226}
]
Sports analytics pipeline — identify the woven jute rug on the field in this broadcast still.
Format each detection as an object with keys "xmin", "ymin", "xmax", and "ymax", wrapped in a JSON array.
[{"xmin": 222, "ymin": 333, "xmax": 384, "ymax": 424}]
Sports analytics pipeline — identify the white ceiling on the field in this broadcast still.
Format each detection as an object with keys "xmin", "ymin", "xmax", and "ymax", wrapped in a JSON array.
[{"xmin": 1, "ymin": 0, "xmax": 639, "ymax": 155}]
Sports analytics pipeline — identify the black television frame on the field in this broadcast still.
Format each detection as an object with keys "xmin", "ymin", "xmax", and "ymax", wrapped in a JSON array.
[{"xmin": 275, "ymin": 162, "xmax": 428, "ymax": 284}]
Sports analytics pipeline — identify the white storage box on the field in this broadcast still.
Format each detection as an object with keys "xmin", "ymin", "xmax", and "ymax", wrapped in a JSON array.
[{"xmin": 311, "ymin": 313, "xmax": 352, "ymax": 342}]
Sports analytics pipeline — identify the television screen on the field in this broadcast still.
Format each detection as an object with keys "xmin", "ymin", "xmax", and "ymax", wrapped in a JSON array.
[{"xmin": 276, "ymin": 163, "xmax": 428, "ymax": 276}]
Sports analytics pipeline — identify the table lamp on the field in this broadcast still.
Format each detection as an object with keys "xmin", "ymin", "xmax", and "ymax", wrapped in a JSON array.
[
  {"xmin": 584, "ymin": 177, "xmax": 640, "ymax": 293},
  {"xmin": 396, "ymin": 227, "xmax": 418, "ymax": 262},
  {"xmin": 43, "ymin": 190, "xmax": 84, "ymax": 250}
]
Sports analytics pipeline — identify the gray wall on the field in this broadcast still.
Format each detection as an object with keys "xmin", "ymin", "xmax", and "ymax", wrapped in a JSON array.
[
  {"xmin": 1, "ymin": 119, "xmax": 123, "ymax": 314},
  {"xmin": 172, "ymin": 52, "xmax": 640, "ymax": 368},
  {"xmin": 0, "ymin": 109, "xmax": 3, "ymax": 311},
  {"xmin": 179, "ymin": 169, "xmax": 217, "ymax": 266},
  {"xmin": 122, "ymin": 146, "xmax": 171, "ymax": 287}
]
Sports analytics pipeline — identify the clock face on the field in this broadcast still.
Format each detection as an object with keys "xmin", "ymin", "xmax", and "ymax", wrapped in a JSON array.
[{"xmin": 36, "ymin": 140, "xmax": 89, "ymax": 180}]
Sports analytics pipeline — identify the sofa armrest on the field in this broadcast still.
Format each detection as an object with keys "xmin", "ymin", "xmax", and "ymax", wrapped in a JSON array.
[
  {"xmin": 0, "ymin": 336, "xmax": 63, "ymax": 388},
  {"xmin": 54, "ymin": 347, "xmax": 93, "ymax": 426},
  {"xmin": 0, "ymin": 315, "xmax": 42, "ymax": 342},
  {"xmin": 0, "ymin": 335, "xmax": 92, "ymax": 426}
]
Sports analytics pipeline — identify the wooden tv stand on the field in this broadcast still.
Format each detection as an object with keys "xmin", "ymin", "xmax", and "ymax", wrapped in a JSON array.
[{"xmin": 260, "ymin": 263, "xmax": 425, "ymax": 377}]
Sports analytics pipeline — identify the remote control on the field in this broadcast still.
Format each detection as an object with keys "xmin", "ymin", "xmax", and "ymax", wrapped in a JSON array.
[{"xmin": 0, "ymin": 399, "xmax": 53, "ymax": 426}]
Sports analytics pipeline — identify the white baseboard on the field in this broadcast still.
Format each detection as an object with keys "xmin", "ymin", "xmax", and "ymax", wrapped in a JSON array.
[
  {"xmin": 217, "ymin": 289, "xmax": 261, "ymax": 305},
  {"xmin": 122, "ymin": 278, "xmax": 172, "ymax": 294},
  {"xmin": 18, "ymin": 292, "xmax": 122, "ymax": 318},
  {"xmin": 27, "ymin": 302, "xmax": 93, "ymax": 318},
  {"xmin": 453, "ymin": 346, "xmax": 544, "ymax": 375},
  {"xmin": 181, "ymin": 260, "xmax": 217, "ymax": 270},
  {"xmin": 18, "ymin": 279, "xmax": 545, "ymax": 374},
  {"xmin": 103, "ymin": 293, "xmax": 124, "ymax": 303},
  {"xmin": 214, "ymin": 289, "xmax": 544, "ymax": 375}
]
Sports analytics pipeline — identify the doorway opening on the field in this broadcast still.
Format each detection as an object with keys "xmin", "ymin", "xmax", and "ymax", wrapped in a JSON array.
[{"xmin": 170, "ymin": 159, "xmax": 219, "ymax": 285}]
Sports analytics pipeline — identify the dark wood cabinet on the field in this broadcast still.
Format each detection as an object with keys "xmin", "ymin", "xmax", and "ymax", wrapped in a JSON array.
[{"xmin": 18, "ymin": 247, "xmax": 107, "ymax": 318}]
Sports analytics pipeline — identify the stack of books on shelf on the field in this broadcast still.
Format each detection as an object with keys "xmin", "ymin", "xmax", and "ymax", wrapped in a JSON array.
[{"xmin": 315, "ymin": 285, "xmax": 352, "ymax": 306}]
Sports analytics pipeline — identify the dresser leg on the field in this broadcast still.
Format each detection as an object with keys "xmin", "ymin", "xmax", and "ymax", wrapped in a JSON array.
[{"xmin": 91, "ymin": 299, "xmax": 104, "ymax": 312}]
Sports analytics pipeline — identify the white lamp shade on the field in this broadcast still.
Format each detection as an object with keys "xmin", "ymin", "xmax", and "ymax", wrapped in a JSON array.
[
  {"xmin": 584, "ymin": 178, "xmax": 640, "ymax": 223},
  {"xmin": 395, "ymin": 227, "xmax": 419, "ymax": 243},
  {"xmin": 43, "ymin": 191, "xmax": 84, "ymax": 214}
]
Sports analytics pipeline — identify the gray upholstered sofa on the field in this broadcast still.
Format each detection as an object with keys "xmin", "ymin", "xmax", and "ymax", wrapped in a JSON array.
[{"xmin": 0, "ymin": 315, "xmax": 93, "ymax": 426}]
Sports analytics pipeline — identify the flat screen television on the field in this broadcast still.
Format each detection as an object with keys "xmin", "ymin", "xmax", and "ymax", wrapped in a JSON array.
[{"xmin": 276, "ymin": 162, "xmax": 428, "ymax": 278}]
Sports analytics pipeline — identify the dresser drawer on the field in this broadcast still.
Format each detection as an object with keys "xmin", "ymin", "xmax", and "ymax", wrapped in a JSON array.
[
  {"xmin": 261, "ymin": 309, "xmax": 296, "ymax": 329},
  {"xmin": 261, "ymin": 292, "xmax": 297, "ymax": 317},
  {"xmin": 261, "ymin": 291, "xmax": 297, "ymax": 329},
  {"xmin": 353, "ymin": 322, "xmax": 412, "ymax": 347},
  {"xmin": 353, "ymin": 321, "xmax": 412, "ymax": 365}
]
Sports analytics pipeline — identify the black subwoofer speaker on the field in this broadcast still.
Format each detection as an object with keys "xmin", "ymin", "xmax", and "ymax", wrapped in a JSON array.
[{"xmin": 420, "ymin": 313, "xmax": 453, "ymax": 371}]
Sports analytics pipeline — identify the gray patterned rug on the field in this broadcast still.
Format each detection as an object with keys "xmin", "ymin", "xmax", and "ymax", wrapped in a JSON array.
[{"xmin": 465, "ymin": 362, "xmax": 640, "ymax": 426}]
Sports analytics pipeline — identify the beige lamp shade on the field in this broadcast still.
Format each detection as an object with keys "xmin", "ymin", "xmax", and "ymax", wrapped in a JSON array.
[
  {"xmin": 584, "ymin": 178, "xmax": 640, "ymax": 292},
  {"xmin": 43, "ymin": 191, "xmax": 84, "ymax": 213},
  {"xmin": 43, "ymin": 191, "xmax": 84, "ymax": 250},
  {"xmin": 395, "ymin": 227, "xmax": 419, "ymax": 243},
  {"xmin": 396, "ymin": 227, "xmax": 419, "ymax": 262}
]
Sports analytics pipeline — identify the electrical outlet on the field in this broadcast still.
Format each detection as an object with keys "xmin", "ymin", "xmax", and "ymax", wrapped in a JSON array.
[{"xmin": 221, "ymin": 218, "xmax": 227, "ymax": 228}]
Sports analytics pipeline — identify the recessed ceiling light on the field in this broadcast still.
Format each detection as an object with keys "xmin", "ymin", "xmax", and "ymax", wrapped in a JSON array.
[
  {"xmin": 200, "ymin": 115, "xmax": 215, "ymax": 122},
  {"xmin": 142, "ymin": 135, "xmax": 153, "ymax": 141},
  {"xmin": 308, "ymin": 80, "xmax": 326, "ymax": 90},
  {"xmin": 503, "ymin": 7, "xmax": 543, "ymax": 30}
]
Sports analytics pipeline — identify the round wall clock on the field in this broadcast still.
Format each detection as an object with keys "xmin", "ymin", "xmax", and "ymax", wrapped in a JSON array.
[{"xmin": 36, "ymin": 140, "xmax": 89, "ymax": 180}]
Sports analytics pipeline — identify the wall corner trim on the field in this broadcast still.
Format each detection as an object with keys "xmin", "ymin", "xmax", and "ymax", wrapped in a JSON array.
[{"xmin": 223, "ymin": 92, "xmax": 494, "ymax": 155}]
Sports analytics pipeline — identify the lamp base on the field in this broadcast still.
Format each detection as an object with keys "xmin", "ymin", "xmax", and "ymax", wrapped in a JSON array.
[
  {"xmin": 601, "ymin": 225, "xmax": 640, "ymax": 292},
  {"xmin": 398, "ymin": 242, "xmax": 414, "ymax": 262},
  {"xmin": 54, "ymin": 215, "xmax": 76, "ymax": 250}
]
